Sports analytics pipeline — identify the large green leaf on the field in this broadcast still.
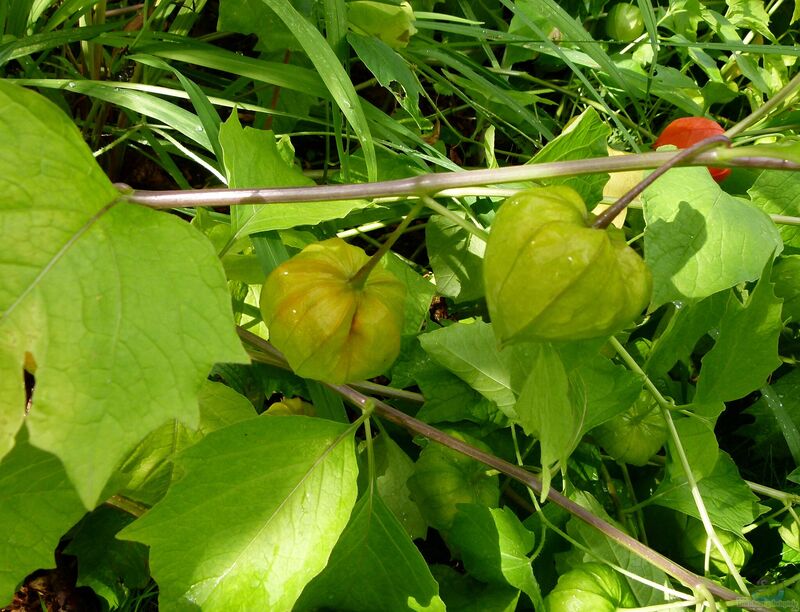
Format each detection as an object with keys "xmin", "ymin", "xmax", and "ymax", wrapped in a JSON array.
[
  {"xmin": 219, "ymin": 113, "xmax": 370, "ymax": 240},
  {"xmin": 0, "ymin": 428, "xmax": 86, "ymax": 604},
  {"xmin": 527, "ymin": 108, "xmax": 610, "ymax": 205},
  {"xmin": 369, "ymin": 433, "xmax": 427, "ymax": 540},
  {"xmin": 120, "ymin": 416, "xmax": 359, "ymax": 611},
  {"xmin": 643, "ymin": 166, "xmax": 782, "ymax": 308},
  {"xmin": 296, "ymin": 494, "xmax": 445, "ymax": 611},
  {"xmin": 695, "ymin": 264, "xmax": 783, "ymax": 403},
  {"xmin": 0, "ymin": 81, "xmax": 247, "ymax": 506}
]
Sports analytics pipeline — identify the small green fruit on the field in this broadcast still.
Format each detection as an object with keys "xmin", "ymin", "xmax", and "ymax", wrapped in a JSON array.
[
  {"xmin": 545, "ymin": 563, "xmax": 637, "ymax": 612},
  {"xmin": 407, "ymin": 431, "xmax": 500, "ymax": 531},
  {"xmin": 260, "ymin": 238, "xmax": 405, "ymax": 384},
  {"xmin": 605, "ymin": 3, "xmax": 645, "ymax": 43},
  {"xmin": 593, "ymin": 392, "xmax": 668, "ymax": 466},
  {"xmin": 483, "ymin": 186, "xmax": 652, "ymax": 344}
]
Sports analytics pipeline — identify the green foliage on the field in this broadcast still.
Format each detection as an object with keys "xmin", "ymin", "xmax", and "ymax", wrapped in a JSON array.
[{"xmin": 2, "ymin": 0, "xmax": 800, "ymax": 609}]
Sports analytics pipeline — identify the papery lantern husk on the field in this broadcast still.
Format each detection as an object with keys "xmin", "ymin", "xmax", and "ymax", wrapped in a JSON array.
[
  {"xmin": 260, "ymin": 238, "xmax": 405, "ymax": 384},
  {"xmin": 484, "ymin": 186, "xmax": 652, "ymax": 344}
]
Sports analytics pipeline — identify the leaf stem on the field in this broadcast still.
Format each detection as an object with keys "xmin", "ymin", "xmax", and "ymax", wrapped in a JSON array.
[{"xmin": 349, "ymin": 199, "xmax": 425, "ymax": 289}]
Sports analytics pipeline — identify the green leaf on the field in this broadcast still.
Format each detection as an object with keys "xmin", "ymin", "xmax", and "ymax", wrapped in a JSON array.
[
  {"xmin": 515, "ymin": 344, "xmax": 586, "ymax": 496},
  {"xmin": 384, "ymin": 253, "xmax": 437, "ymax": 335},
  {"xmin": 450, "ymin": 504, "xmax": 540, "ymax": 601},
  {"xmin": 749, "ymin": 170, "xmax": 800, "ymax": 249},
  {"xmin": 63, "ymin": 507, "xmax": 149, "ymax": 608},
  {"xmin": 296, "ymin": 494, "xmax": 445, "ymax": 611},
  {"xmin": 347, "ymin": 32, "xmax": 427, "ymax": 128},
  {"xmin": 741, "ymin": 368, "xmax": 800, "ymax": 463},
  {"xmin": 370, "ymin": 433, "xmax": 428, "ymax": 540},
  {"xmin": 0, "ymin": 428, "xmax": 86, "ymax": 604},
  {"xmin": 415, "ymin": 361, "xmax": 507, "ymax": 427},
  {"xmin": 773, "ymin": 255, "xmax": 800, "ymax": 323},
  {"xmin": 654, "ymin": 451, "xmax": 761, "ymax": 536},
  {"xmin": 725, "ymin": 0, "xmax": 772, "ymax": 40},
  {"xmin": 573, "ymin": 353, "xmax": 642, "ymax": 433},
  {"xmin": 672, "ymin": 411, "xmax": 721, "ymax": 480},
  {"xmin": 430, "ymin": 565, "xmax": 520, "ymax": 612},
  {"xmin": 645, "ymin": 292, "xmax": 729, "ymax": 378},
  {"xmin": 120, "ymin": 416, "xmax": 359, "ymax": 611},
  {"xmin": 258, "ymin": 0, "xmax": 378, "ymax": 180},
  {"xmin": 117, "ymin": 380, "xmax": 257, "ymax": 505},
  {"xmin": 0, "ymin": 81, "xmax": 247, "ymax": 506},
  {"xmin": 643, "ymin": 166, "xmax": 782, "ymax": 308},
  {"xmin": 527, "ymin": 108, "xmax": 610, "ymax": 206},
  {"xmin": 218, "ymin": 113, "xmax": 370, "ymax": 241},
  {"xmin": 418, "ymin": 321, "xmax": 534, "ymax": 418},
  {"xmin": 219, "ymin": 0, "xmax": 312, "ymax": 52},
  {"xmin": 426, "ymin": 213, "xmax": 486, "ymax": 302},
  {"xmin": 695, "ymin": 264, "xmax": 783, "ymax": 403}
]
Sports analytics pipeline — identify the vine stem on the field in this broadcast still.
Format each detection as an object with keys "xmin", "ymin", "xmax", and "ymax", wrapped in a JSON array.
[
  {"xmin": 118, "ymin": 149, "xmax": 800, "ymax": 210},
  {"xmin": 349, "ymin": 199, "xmax": 425, "ymax": 288},
  {"xmin": 609, "ymin": 337, "xmax": 750, "ymax": 596},
  {"xmin": 232, "ymin": 328, "xmax": 771, "ymax": 610},
  {"xmin": 329, "ymin": 383, "xmax": 772, "ymax": 611}
]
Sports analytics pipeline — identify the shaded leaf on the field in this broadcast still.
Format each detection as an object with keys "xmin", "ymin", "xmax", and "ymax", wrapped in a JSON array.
[
  {"xmin": 749, "ymin": 170, "xmax": 800, "ymax": 249},
  {"xmin": 450, "ymin": 504, "xmax": 540, "ymax": 602},
  {"xmin": 63, "ymin": 507, "xmax": 149, "ymax": 608},
  {"xmin": 296, "ymin": 495, "xmax": 444, "ymax": 611},
  {"xmin": 654, "ymin": 452, "xmax": 761, "ymax": 536},
  {"xmin": 426, "ymin": 213, "xmax": 486, "ymax": 302},
  {"xmin": 0, "ymin": 429, "xmax": 86, "ymax": 604}
]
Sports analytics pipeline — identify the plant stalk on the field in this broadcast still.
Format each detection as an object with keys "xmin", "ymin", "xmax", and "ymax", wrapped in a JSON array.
[{"xmin": 119, "ymin": 149, "xmax": 800, "ymax": 210}]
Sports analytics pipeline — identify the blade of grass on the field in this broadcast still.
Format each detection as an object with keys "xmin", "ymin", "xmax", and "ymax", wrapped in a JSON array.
[
  {"xmin": 258, "ymin": 0, "xmax": 377, "ymax": 181},
  {"xmin": 11, "ymin": 78, "xmax": 212, "ymax": 150}
]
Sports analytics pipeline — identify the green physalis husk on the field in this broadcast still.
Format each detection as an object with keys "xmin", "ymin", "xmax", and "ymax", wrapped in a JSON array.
[
  {"xmin": 260, "ymin": 238, "xmax": 405, "ymax": 385},
  {"xmin": 484, "ymin": 186, "xmax": 652, "ymax": 344},
  {"xmin": 347, "ymin": 1, "xmax": 417, "ymax": 48},
  {"xmin": 592, "ymin": 391, "xmax": 668, "ymax": 466},
  {"xmin": 545, "ymin": 563, "xmax": 637, "ymax": 612},
  {"xmin": 677, "ymin": 516, "xmax": 752, "ymax": 575},
  {"xmin": 407, "ymin": 431, "xmax": 500, "ymax": 531}
]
